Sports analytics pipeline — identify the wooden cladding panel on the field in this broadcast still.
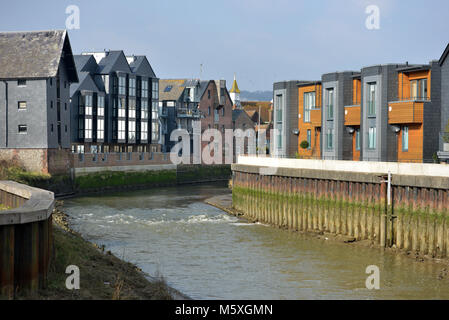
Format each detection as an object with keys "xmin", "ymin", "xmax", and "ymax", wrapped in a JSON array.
[
  {"xmin": 344, "ymin": 106, "xmax": 361, "ymax": 126},
  {"xmin": 388, "ymin": 101, "xmax": 424, "ymax": 124}
]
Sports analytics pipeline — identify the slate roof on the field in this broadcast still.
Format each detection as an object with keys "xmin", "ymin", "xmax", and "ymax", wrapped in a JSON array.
[
  {"xmin": 128, "ymin": 55, "xmax": 157, "ymax": 78},
  {"xmin": 97, "ymin": 51, "xmax": 131, "ymax": 74},
  {"xmin": 0, "ymin": 30, "xmax": 78, "ymax": 82}
]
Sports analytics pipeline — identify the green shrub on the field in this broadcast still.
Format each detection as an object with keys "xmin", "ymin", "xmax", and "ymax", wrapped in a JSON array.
[{"xmin": 300, "ymin": 140, "xmax": 310, "ymax": 150}]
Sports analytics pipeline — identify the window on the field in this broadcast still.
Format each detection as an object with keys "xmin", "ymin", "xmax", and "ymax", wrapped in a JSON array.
[
  {"xmin": 18, "ymin": 79, "xmax": 26, "ymax": 87},
  {"xmin": 85, "ymin": 95, "xmax": 93, "ymax": 115},
  {"xmin": 50, "ymin": 101, "xmax": 53, "ymax": 109},
  {"xmin": 410, "ymin": 79, "xmax": 428, "ymax": 100},
  {"xmin": 304, "ymin": 92, "xmax": 315, "ymax": 123},
  {"xmin": 152, "ymin": 121, "xmax": 159, "ymax": 141},
  {"xmin": 51, "ymin": 124, "xmax": 54, "ymax": 132},
  {"xmin": 277, "ymin": 127, "xmax": 283, "ymax": 149},
  {"xmin": 118, "ymin": 120, "xmax": 126, "ymax": 140},
  {"xmin": 141, "ymin": 100, "xmax": 148, "ymax": 119},
  {"xmin": 402, "ymin": 126, "xmax": 409, "ymax": 151},
  {"xmin": 18, "ymin": 101, "xmax": 27, "ymax": 110},
  {"xmin": 142, "ymin": 80, "xmax": 149, "ymax": 98},
  {"xmin": 65, "ymin": 103, "xmax": 67, "ymax": 111},
  {"xmin": 222, "ymin": 107, "xmax": 225, "ymax": 116},
  {"xmin": 164, "ymin": 85, "xmax": 172, "ymax": 93},
  {"xmin": 152, "ymin": 81, "xmax": 159, "ymax": 100},
  {"xmin": 214, "ymin": 109, "xmax": 219, "ymax": 122},
  {"xmin": 78, "ymin": 118, "xmax": 84, "ymax": 139},
  {"xmin": 326, "ymin": 89, "xmax": 334, "ymax": 120},
  {"xmin": 327, "ymin": 128, "xmax": 334, "ymax": 150},
  {"xmin": 18, "ymin": 125, "xmax": 27, "ymax": 134},
  {"xmin": 129, "ymin": 99, "xmax": 136, "ymax": 118},
  {"xmin": 118, "ymin": 98, "xmax": 126, "ymax": 118},
  {"xmin": 97, "ymin": 119, "xmax": 104, "ymax": 140},
  {"xmin": 49, "ymin": 78, "xmax": 53, "ymax": 86},
  {"xmin": 141, "ymin": 121, "xmax": 148, "ymax": 140},
  {"xmin": 208, "ymin": 90, "xmax": 211, "ymax": 99},
  {"xmin": 128, "ymin": 121, "xmax": 136, "ymax": 140},
  {"xmin": 65, "ymin": 125, "xmax": 68, "ymax": 133},
  {"xmin": 355, "ymin": 129, "xmax": 361, "ymax": 151},
  {"xmin": 97, "ymin": 96, "xmax": 105, "ymax": 116},
  {"xmin": 208, "ymin": 106, "xmax": 211, "ymax": 115},
  {"xmin": 368, "ymin": 127, "xmax": 376, "ymax": 149},
  {"xmin": 85, "ymin": 118, "xmax": 92, "ymax": 139},
  {"xmin": 129, "ymin": 78, "xmax": 136, "ymax": 96},
  {"xmin": 307, "ymin": 129, "xmax": 311, "ymax": 149},
  {"xmin": 119, "ymin": 76, "xmax": 126, "ymax": 95},
  {"xmin": 367, "ymin": 83, "xmax": 377, "ymax": 116},
  {"xmin": 275, "ymin": 95, "xmax": 282, "ymax": 123},
  {"xmin": 152, "ymin": 102, "xmax": 158, "ymax": 120}
]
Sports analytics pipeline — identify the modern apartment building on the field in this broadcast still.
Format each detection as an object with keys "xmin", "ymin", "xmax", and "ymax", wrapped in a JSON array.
[
  {"xmin": 70, "ymin": 50, "xmax": 160, "ymax": 154},
  {"xmin": 388, "ymin": 62, "xmax": 441, "ymax": 163},
  {"xmin": 0, "ymin": 30, "xmax": 78, "ymax": 174},
  {"xmin": 438, "ymin": 45, "xmax": 449, "ymax": 163},
  {"xmin": 297, "ymin": 81, "xmax": 322, "ymax": 159},
  {"xmin": 359, "ymin": 64, "xmax": 406, "ymax": 162},
  {"xmin": 321, "ymin": 72, "xmax": 358, "ymax": 160},
  {"xmin": 343, "ymin": 75, "xmax": 362, "ymax": 161},
  {"xmin": 273, "ymin": 81, "xmax": 307, "ymax": 158}
]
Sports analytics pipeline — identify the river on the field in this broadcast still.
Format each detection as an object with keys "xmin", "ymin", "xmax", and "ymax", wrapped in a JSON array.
[{"xmin": 63, "ymin": 182, "xmax": 449, "ymax": 300}]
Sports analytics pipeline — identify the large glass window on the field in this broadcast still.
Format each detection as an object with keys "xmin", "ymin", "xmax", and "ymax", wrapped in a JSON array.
[
  {"xmin": 85, "ymin": 95, "xmax": 93, "ymax": 116},
  {"xmin": 97, "ymin": 119, "xmax": 104, "ymax": 140},
  {"xmin": 128, "ymin": 120, "xmax": 136, "ymax": 140},
  {"xmin": 85, "ymin": 118, "xmax": 92, "ymax": 139},
  {"xmin": 141, "ymin": 100, "xmax": 148, "ymax": 119},
  {"xmin": 118, "ymin": 120, "xmax": 126, "ymax": 140},
  {"xmin": 368, "ymin": 127, "xmax": 377, "ymax": 149},
  {"xmin": 141, "ymin": 121, "xmax": 148, "ymax": 141},
  {"xmin": 129, "ymin": 99, "xmax": 136, "ymax": 118},
  {"xmin": 326, "ymin": 89, "xmax": 334, "ymax": 120},
  {"xmin": 402, "ymin": 126, "xmax": 409, "ymax": 151},
  {"xmin": 152, "ymin": 81, "xmax": 159, "ymax": 100},
  {"xmin": 152, "ymin": 102, "xmax": 159, "ymax": 120},
  {"xmin": 118, "ymin": 98, "xmax": 126, "ymax": 118},
  {"xmin": 367, "ymin": 83, "xmax": 377, "ymax": 116},
  {"xmin": 152, "ymin": 122, "xmax": 159, "ymax": 141},
  {"xmin": 119, "ymin": 76, "xmax": 126, "ymax": 95},
  {"xmin": 304, "ymin": 92, "xmax": 315, "ymax": 123},
  {"xmin": 129, "ymin": 78, "xmax": 136, "ymax": 97},
  {"xmin": 97, "ymin": 96, "xmax": 105, "ymax": 116},
  {"xmin": 410, "ymin": 79, "xmax": 428, "ymax": 100},
  {"xmin": 142, "ymin": 80, "xmax": 148, "ymax": 98}
]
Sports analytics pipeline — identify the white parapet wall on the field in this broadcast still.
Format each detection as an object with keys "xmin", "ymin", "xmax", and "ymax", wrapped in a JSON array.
[{"xmin": 237, "ymin": 156, "xmax": 449, "ymax": 178}]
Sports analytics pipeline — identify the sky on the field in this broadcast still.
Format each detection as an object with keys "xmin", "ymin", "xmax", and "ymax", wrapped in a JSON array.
[{"xmin": 1, "ymin": 0, "xmax": 449, "ymax": 91}]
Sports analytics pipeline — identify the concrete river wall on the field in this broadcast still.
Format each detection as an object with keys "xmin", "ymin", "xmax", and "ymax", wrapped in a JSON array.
[
  {"xmin": 232, "ymin": 157, "xmax": 449, "ymax": 258},
  {"xmin": 0, "ymin": 181, "xmax": 54, "ymax": 298}
]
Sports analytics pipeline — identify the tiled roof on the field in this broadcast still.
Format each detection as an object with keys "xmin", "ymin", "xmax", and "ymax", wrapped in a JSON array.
[
  {"xmin": 0, "ymin": 30, "xmax": 78, "ymax": 81},
  {"xmin": 159, "ymin": 79, "xmax": 187, "ymax": 101},
  {"xmin": 241, "ymin": 101, "xmax": 272, "ymax": 123}
]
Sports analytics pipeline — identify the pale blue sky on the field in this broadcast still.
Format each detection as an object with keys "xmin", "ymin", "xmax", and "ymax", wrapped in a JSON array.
[{"xmin": 1, "ymin": 0, "xmax": 448, "ymax": 91}]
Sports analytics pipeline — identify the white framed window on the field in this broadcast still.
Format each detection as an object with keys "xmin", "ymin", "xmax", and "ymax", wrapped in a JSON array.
[
  {"xmin": 152, "ymin": 81, "xmax": 159, "ymax": 100},
  {"xmin": 119, "ymin": 76, "xmax": 126, "ymax": 95},
  {"xmin": 85, "ymin": 118, "xmax": 92, "ymax": 139},
  {"xmin": 327, "ymin": 128, "xmax": 334, "ymax": 150},
  {"xmin": 326, "ymin": 89, "xmax": 334, "ymax": 120},
  {"xmin": 85, "ymin": 95, "xmax": 93, "ymax": 116},
  {"xmin": 367, "ymin": 83, "xmax": 377, "ymax": 116},
  {"xmin": 141, "ymin": 121, "xmax": 148, "ymax": 140},
  {"xmin": 118, "ymin": 120, "xmax": 126, "ymax": 140},
  {"xmin": 129, "ymin": 78, "xmax": 136, "ymax": 97},
  {"xmin": 142, "ymin": 80, "xmax": 148, "ymax": 98},
  {"xmin": 402, "ymin": 126, "xmax": 409, "ymax": 151},
  {"xmin": 97, "ymin": 119, "xmax": 104, "ymax": 140},
  {"xmin": 128, "ymin": 120, "xmax": 136, "ymax": 140},
  {"xmin": 141, "ymin": 100, "xmax": 148, "ymax": 119},
  {"xmin": 129, "ymin": 99, "xmax": 136, "ymax": 118},
  {"xmin": 304, "ymin": 92, "xmax": 315, "ymax": 123},
  {"xmin": 118, "ymin": 98, "xmax": 126, "ymax": 118},
  {"xmin": 97, "ymin": 96, "xmax": 105, "ymax": 116}
]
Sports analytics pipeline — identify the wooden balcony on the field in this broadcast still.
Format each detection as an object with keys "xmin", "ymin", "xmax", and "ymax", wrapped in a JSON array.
[
  {"xmin": 344, "ymin": 105, "xmax": 361, "ymax": 126},
  {"xmin": 388, "ymin": 101, "xmax": 424, "ymax": 124},
  {"xmin": 310, "ymin": 109, "xmax": 321, "ymax": 127}
]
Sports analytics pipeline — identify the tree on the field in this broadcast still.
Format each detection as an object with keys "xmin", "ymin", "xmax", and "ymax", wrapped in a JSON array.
[{"xmin": 444, "ymin": 119, "xmax": 449, "ymax": 143}]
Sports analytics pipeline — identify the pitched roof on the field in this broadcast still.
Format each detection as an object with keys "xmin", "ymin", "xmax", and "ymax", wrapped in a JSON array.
[
  {"xmin": 159, "ymin": 79, "xmax": 187, "ymax": 101},
  {"xmin": 241, "ymin": 101, "xmax": 272, "ymax": 123},
  {"xmin": 0, "ymin": 30, "xmax": 78, "ymax": 82},
  {"xmin": 128, "ymin": 55, "xmax": 157, "ymax": 78},
  {"xmin": 97, "ymin": 51, "xmax": 131, "ymax": 74},
  {"xmin": 440, "ymin": 43, "xmax": 449, "ymax": 66}
]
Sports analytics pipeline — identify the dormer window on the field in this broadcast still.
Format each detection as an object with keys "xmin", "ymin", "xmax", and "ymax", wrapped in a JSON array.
[{"xmin": 18, "ymin": 79, "xmax": 26, "ymax": 87}]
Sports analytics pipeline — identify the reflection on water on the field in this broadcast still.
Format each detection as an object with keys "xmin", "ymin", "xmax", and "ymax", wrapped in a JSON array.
[{"xmin": 64, "ymin": 183, "xmax": 449, "ymax": 300}]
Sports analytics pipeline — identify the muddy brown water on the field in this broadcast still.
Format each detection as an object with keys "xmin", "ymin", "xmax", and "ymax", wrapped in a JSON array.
[{"xmin": 63, "ymin": 182, "xmax": 449, "ymax": 300}]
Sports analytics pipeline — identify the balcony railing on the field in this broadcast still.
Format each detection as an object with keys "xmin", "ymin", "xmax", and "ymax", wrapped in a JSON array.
[
  {"xmin": 344, "ymin": 105, "xmax": 361, "ymax": 126},
  {"xmin": 388, "ymin": 100, "xmax": 424, "ymax": 124}
]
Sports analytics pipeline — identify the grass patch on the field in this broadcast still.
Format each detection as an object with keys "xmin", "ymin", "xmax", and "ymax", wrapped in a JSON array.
[{"xmin": 0, "ymin": 160, "xmax": 51, "ymax": 185}]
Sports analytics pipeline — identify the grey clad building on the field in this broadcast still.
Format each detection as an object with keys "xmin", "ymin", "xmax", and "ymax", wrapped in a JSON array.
[
  {"xmin": 70, "ymin": 50, "xmax": 160, "ymax": 154},
  {"xmin": 0, "ymin": 30, "xmax": 78, "ymax": 174},
  {"xmin": 321, "ymin": 71, "xmax": 359, "ymax": 160}
]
